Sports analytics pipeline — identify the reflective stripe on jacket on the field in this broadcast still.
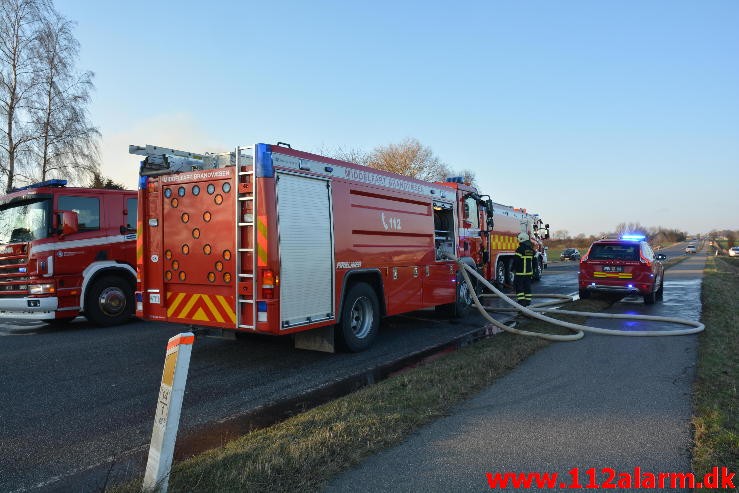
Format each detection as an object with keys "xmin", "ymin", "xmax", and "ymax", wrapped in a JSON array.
[{"xmin": 513, "ymin": 241, "xmax": 534, "ymax": 275}]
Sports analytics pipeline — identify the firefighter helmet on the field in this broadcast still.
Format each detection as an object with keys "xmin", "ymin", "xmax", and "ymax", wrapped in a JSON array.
[{"xmin": 517, "ymin": 232, "xmax": 530, "ymax": 242}]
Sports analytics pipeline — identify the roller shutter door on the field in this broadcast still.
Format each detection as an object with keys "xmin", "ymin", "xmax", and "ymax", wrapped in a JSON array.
[{"xmin": 276, "ymin": 173, "xmax": 334, "ymax": 328}]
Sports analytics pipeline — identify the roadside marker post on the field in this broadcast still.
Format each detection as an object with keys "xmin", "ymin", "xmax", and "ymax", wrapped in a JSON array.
[{"xmin": 142, "ymin": 332, "xmax": 194, "ymax": 493}]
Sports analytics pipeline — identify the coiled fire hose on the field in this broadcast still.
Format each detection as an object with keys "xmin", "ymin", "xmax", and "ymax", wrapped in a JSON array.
[{"xmin": 448, "ymin": 255, "xmax": 705, "ymax": 341}]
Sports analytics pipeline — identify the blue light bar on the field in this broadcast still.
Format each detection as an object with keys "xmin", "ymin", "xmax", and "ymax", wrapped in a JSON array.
[
  {"xmin": 621, "ymin": 234, "xmax": 646, "ymax": 241},
  {"xmin": 12, "ymin": 179, "xmax": 67, "ymax": 192},
  {"xmin": 445, "ymin": 176, "xmax": 464, "ymax": 183}
]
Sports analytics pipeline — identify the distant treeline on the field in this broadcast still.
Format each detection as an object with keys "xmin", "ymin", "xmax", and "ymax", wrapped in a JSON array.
[{"xmin": 550, "ymin": 223, "xmax": 689, "ymax": 249}]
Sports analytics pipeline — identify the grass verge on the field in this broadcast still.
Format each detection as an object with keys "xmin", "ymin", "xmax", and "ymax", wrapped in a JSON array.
[
  {"xmin": 113, "ymin": 297, "xmax": 612, "ymax": 493},
  {"xmin": 692, "ymin": 256, "xmax": 739, "ymax": 481}
]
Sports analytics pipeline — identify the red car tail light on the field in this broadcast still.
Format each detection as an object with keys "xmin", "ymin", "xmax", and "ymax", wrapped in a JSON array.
[{"xmin": 639, "ymin": 251, "xmax": 652, "ymax": 267}]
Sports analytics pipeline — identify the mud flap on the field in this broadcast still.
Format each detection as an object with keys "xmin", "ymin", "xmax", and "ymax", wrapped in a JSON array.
[{"xmin": 294, "ymin": 325, "xmax": 335, "ymax": 353}]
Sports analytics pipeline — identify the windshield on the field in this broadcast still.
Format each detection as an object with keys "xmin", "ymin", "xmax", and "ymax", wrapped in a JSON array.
[
  {"xmin": 0, "ymin": 198, "xmax": 53, "ymax": 244},
  {"xmin": 589, "ymin": 243, "xmax": 639, "ymax": 261}
]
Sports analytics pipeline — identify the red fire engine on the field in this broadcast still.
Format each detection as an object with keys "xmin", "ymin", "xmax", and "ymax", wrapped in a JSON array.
[
  {"xmin": 132, "ymin": 143, "xmax": 549, "ymax": 351},
  {"xmin": 0, "ymin": 180, "xmax": 138, "ymax": 326},
  {"xmin": 487, "ymin": 205, "xmax": 549, "ymax": 285}
]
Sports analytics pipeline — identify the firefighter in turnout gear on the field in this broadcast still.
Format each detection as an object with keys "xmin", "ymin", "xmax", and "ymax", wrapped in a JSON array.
[{"xmin": 513, "ymin": 232, "xmax": 535, "ymax": 306}]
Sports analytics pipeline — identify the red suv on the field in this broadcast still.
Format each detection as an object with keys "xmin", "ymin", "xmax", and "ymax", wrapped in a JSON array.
[{"xmin": 578, "ymin": 235, "xmax": 664, "ymax": 304}]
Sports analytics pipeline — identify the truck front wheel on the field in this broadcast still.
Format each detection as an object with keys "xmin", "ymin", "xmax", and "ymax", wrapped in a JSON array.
[
  {"xmin": 495, "ymin": 260, "xmax": 506, "ymax": 287},
  {"xmin": 337, "ymin": 282, "xmax": 379, "ymax": 352},
  {"xmin": 85, "ymin": 275, "xmax": 134, "ymax": 327},
  {"xmin": 505, "ymin": 259, "xmax": 516, "ymax": 286}
]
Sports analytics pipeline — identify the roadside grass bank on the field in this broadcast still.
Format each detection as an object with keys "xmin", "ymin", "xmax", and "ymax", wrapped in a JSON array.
[
  {"xmin": 692, "ymin": 256, "xmax": 738, "ymax": 481},
  {"xmin": 113, "ymin": 297, "xmax": 613, "ymax": 493}
]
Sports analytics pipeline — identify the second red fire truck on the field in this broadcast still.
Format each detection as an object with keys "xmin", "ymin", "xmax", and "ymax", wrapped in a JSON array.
[
  {"xmin": 0, "ymin": 180, "xmax": 138, "ymax": 326},
  {"xmin": 132, "ymin": 143, "xmax": 549, "ymax": 351}
]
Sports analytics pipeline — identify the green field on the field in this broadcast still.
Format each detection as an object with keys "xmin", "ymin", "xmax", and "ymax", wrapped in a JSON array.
[{"xmin": 692, "ymin": 256, "xmax": 739, "ymax": 485}]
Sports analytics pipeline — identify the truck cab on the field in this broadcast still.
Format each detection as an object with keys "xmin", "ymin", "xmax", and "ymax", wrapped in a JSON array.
[{"xmin": 0, "ymin": 180, "xmax": 138, "ymax": 326}]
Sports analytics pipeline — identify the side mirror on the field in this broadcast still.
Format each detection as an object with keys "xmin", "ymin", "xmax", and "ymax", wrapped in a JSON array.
[
  {"xmin": 485, "ymin": 200, "xmax": 494, "ymax": 230},
  {"xmin": 56, "ymin": 210, "xmax": 79, "ymax": 236}
]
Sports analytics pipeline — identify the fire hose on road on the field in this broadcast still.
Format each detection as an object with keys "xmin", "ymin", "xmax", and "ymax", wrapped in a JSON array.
[{"xmin": 449, "ymin": 255, "xmax": 705, "ymax": 341}]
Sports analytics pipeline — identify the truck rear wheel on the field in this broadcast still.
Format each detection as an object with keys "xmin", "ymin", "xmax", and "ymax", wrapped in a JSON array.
[
  {"xmin": 436, "ymin": 271, "xmax": 475, "ymax": 318},
  {"xmin": 337, "ymin": 282, "xmax": 379, "ymax": 352},
  {"xmin": 85, "ymin": 275, "xmax": 134, "ymax": 327}
]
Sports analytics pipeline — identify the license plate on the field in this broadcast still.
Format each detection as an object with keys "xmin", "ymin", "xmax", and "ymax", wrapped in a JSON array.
[{"xmin": 602, "ymin": 266, "xmax": 623, "ymax": 272}]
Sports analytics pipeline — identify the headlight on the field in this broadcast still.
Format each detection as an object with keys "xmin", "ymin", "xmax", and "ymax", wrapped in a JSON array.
[{"xmin": 29, "ymin": 283, "xmax": 56, "ymax": 295}]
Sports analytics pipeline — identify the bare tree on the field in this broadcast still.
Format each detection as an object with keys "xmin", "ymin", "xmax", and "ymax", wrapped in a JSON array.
[
  {"xmin": 28, "ymin": 8, "xmax": 99, "ymax": 184},
  {"xmin": 614, "ymin": 222, "xmax": 648, "ymax": 237},
  {"xmin": 458, "ymin": 168, "xmax": 478, "ymax": 187},
  {"xmin": 367, "ymin": 137, "xmax": 451, "ymax": 182},
  {"xmin": 0, "ymin": 0, "xmax": 47, "ymax": 192},
  {"xmin": 317, "ymin": 144, "xmax": 370, "ymax": 166},
  {"xmin": 87, "ymin": 169, "xmax": 123, "ymax": 189},
  {"xmin": 319, "ymin": 139, "xmax": 475, "ymax": 187}
]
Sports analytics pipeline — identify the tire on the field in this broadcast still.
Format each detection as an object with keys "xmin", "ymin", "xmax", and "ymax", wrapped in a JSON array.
[
  {"xmin": 578, "ymin": 289, "xmax": 591, "ymax": 300},
  {"xmin": 495, "ymin": 260, "xmax": 506, "ymax": 287},
  {"xmin": 643, "ymin": 288, "xmax": 657, "ymax": 305},
  {"xmin": 532, "ymin": 258, "xmax": 543, "ymax": 281},
  {"xmin": 505, "ymin": 259, "xmax": 515, "ymax": 286},
  {"xmin": 337, "ymin": 282, "xmax": 379, "ymax": 352},
  {"xmin": 84, "ymin": 275, "xmax": 134, "ymax": 327},
  {"xmin": 436, "ymin": 271, "xmax": 475, "ymax": 318}
]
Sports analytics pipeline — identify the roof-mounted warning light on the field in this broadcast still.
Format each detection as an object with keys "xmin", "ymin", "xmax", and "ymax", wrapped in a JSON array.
[
  {"xmin": 445, "ymin": 176, "xmax": 464, "ymax": 184},
  {"xmin": 620, "ymin": 234, "xmax": 646, "ymax": 242},
  {"xmin": 11, "ymin": 179, "xmax": 67, "ymax": 192}
]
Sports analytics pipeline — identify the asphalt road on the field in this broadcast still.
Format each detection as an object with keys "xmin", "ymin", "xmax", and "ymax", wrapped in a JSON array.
[
  {"xmin": 326, "ymin": 244, "xmax": 705, "ymax": 492},
  {"xmin": 0, "ymin": 259, "xmax": 581, "ymax": 492}
]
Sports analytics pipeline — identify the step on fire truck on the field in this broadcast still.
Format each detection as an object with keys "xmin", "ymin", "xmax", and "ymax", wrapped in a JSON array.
[
  {"xmin": 0, "ymin": 180, "xmax": 138, "ymax": 326},
  {"xmin": 132, "ymin": 143, "xmax": 549, "ymax": 352}
]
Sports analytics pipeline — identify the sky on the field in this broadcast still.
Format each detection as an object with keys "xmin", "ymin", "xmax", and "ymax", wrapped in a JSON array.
[{"xmin": 55, "ymin": 0, "xmax": 739, "ymax": 236}]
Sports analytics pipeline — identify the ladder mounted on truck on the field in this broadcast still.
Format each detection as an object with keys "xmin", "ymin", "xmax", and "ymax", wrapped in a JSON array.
[
  {"xmin": 234, "ymin": 146, "xmax": 257, "ymax": 331},
  {"xmin": 129, "ymin": 144, "xmax": 251, "ymax": 176}
]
